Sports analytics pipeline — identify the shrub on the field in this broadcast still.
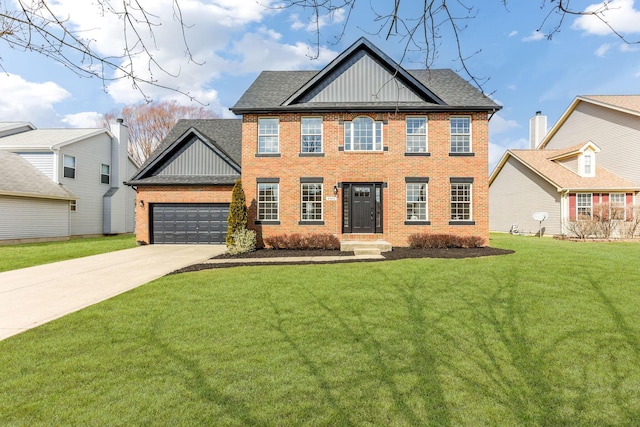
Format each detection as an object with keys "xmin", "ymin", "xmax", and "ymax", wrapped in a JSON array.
[
  {"xmin": 226, "ymin": 180, "xmax": 247, "ymax": 247},
  {"xmin": 263, "ymin": 233, "xmax": 340, "ymax": 250},
  {"xmin": 226, "ymin": 228, "xmax": 256, "ymax": 255},
  {"xmin": 408, "ymin": 233, "xmax": 485, "ymax": 249}
]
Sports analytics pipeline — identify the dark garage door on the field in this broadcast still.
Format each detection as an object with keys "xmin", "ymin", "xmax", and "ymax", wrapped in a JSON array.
[{"xmin": 151, "ymin": 203, "xmax": 229, "ymax": 244}]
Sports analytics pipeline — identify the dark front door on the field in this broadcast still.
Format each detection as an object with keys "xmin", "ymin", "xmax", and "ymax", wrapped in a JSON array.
[
  {"xmin": 342, "ymin": 183, "xmax": 383, "ymax": 234},
  {"xmin": 352, "ymin": 185, "xmax": 375, "ymax": 232}
]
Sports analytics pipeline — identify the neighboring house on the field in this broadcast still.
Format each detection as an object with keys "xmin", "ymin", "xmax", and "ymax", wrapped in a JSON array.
[
  {"xmin": 0, "ymin": 121, "xmax": 137, "ymax": 242},
  {"xmin": 128, "ymin": 38, "xmax": 500, "ymax": 246},
  {"xmin": 0, "ymin": 151, "xmax": 75, "ymax": 242},
  {"xmin": 489, "ymin": 95, "xmax": 640, "ymax": 236},
  {"xmin": 126, "ymin": 119, "xmax": 242, "ymax": 244}
]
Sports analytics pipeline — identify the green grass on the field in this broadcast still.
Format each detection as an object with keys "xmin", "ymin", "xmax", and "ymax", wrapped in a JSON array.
[
  {"xmin": 0, "ymin": 234, "xmax": 137, "ymax": 272},
  {"xmin": 1, "ymin": 234, "xmax": 639, "ymax": 425}
]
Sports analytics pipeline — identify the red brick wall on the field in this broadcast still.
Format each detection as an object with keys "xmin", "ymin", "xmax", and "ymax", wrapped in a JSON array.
[
  {"xmin": 242, "ymin": 111, "xmax": 490, "ymax": 247},
  {"xmin": 134, "ymin": 185, "xmax": 233, "ymax": 244}
]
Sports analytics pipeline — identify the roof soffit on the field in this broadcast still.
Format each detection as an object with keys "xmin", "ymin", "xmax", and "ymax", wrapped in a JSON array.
[{"xmin": 281, "ymin": 37, "xmax": 446, "ymax": 107}]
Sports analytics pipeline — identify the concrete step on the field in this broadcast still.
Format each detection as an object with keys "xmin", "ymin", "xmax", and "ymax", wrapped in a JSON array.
[
  {"xmin": 341, "ymin": 240, "xmax": 392, "ymax": 253},
  {"xmin": 353, "ymin": 247, "xmax": 382, "ymax": 256}
]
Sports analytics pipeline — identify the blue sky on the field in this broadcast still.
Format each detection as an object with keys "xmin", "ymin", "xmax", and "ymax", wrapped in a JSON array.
[{"xmin": 1, "ymin": 0, "xmax": 639, "ymax": 170}]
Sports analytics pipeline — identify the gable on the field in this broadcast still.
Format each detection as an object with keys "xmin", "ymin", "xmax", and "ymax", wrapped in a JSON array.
[
  {"xmin": 296, "ymin": 50, "xmax": 430, "ymax": 104},
  {"xmin": 155, "ymin": 135, "xmax": 239, "ymax": 176}
]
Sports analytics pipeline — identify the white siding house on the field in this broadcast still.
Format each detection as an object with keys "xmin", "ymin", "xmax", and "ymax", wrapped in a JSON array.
[{"xmin": 0, "ymin": 121, "xmax": 137, "ymax": 242}]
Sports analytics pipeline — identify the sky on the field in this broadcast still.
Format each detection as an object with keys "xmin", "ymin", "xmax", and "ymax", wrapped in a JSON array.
[{"xmin": 1, "ymin": 0, "xmax": 640, "ymax": 171}]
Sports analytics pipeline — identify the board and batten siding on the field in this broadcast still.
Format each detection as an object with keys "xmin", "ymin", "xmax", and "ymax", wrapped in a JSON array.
[
  {"xmin": 490, "ymin": 156, "xmax": 562, "ymax": 235},
  {"xmin": 0, "ymin": 196, "xmax": 70, "ymax": 240},
  {"xmin": 545, "ymin": 102, "xmax": 640, "ymax": 186},
  {"xmin": 15, "ymin": 152, "xmax": 55, "ymax": 180},
  {"xmin": 58, "ymin": 133, "xmax": 113, "ymax": 236},
  {"xmin": 300, "ymin": 50, "xmax": 425, "ymax": 104},
  {"xmin": 157, "ymin": 136, "xmax": 239, "ymax": 176}
]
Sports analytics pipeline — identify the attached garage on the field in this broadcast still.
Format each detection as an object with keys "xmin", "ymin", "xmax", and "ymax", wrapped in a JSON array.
[{"xmin": 151, "ymin": 203, "xmax": 229, "ymax": 244}]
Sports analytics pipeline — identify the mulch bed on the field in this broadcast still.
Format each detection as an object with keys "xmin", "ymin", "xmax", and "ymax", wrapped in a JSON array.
[{"xmin": 172, "ymin": 246, "xmax": 514, "ymax": 274}]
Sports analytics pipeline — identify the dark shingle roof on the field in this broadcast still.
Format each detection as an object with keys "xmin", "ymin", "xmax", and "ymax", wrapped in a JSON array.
[
  {"xmin": 127, "ymin": 119, "xmax": 242, "ymax": 186},
  {"xmin": 231, "ymin": 69, "xmax": 498, "ymax": 112}
]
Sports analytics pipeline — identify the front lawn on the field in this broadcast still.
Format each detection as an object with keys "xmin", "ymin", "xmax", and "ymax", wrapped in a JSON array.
[
  {"xmin": 0, "ymin": 234, "xmax": 137, "ymax": 272},
  {"xmin": 1, "ymin": 234, "xmax": 639, "ymax": 425}
]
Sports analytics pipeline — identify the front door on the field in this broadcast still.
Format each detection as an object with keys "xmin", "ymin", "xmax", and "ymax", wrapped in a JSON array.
[{"xmin": 342, "ymin": 183, "xmax": 383, "ymax": 234}]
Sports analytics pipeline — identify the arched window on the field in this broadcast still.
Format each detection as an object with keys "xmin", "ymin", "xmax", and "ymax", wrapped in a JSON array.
[{"xmin": 344, "ymin": 116, "xmax": 383, "ymax": 151}]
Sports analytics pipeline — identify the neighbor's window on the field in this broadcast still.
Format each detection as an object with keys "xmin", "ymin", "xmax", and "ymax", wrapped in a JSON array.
[
  {"xmin": 406, "ymin": 117, "xmax": 427, "ymax": 153},
  {"xmin": 450, "ymin": 183, "xmax": 472, "ymax": 220},
  {"xmin": 610, "ymin": 193, "xmax": 626, "ymax": 220},
  {"xmin": 344, "ymin": 116, "xmax": 383, "ymax": 151},
  {"xmin": 100, "ymin": 164, "xmax": 110, "ymax": 184},
  {"xmin": 70, "ymin": 200, "xmax": 77, "ymax": 212},
  {"xmin": 301, "ymin": 117, "xmax": 323, "ymax": 153},
  {"xmin": 406, "ymin": 182, "xmax": 428, "ymax": 221},
  {"xmin": 258, "ymin": 118, "xmax": 279, "ymax": 154},
  {"xmin": 301, "ymin": 183, "xmax": 323, "ymax": 221},
  {"xmin": 582, "ymin": 151, "xmax": 595, "ymax": 177},
  {"xmin": 450, "ymin": 116, "xmax": 471, "ymax": 153},
  {"xmin": 577, "ymin": 193, "xmax": 592, "ymax": 218},
  {"xmin": 257, "ymin": 183, "xmax": 279, "ymax": 221},
  {"xmin": 63, "ymin": 154, "xmax": 76, "ymax": 179}
]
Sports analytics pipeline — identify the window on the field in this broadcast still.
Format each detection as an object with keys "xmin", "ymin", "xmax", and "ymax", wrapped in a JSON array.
[
  {"xmin": 450, "ymin": 116, "xmax": 471, "ymax": 153},
  {"xmin": 406, "ymin": 182, "xmax": 428, "ymax": 221},
  {"xmin": 301, "ymin": 118, "xmax": 322, "ymax": 153},
  {"xmin": 70, "ymin": 200, "xmax": 77, "ymax": 212},
  {"xmin": 582, "ymin": 151, "xmax": 595, "ymax": 177},
  {"xmin": 257, "ymin": 182, "xmax": 279, "ymax": 221},
  {"xmin": 610, "ymin": 193, "xmax": 626, "ymax": 220},
  {"xmin": 577, "ymin": 193, "xmax": 592, "ymax": 218},
  {"xmin": 344, "ymin": 117, "xmax": 383, "ymax": 151},
  {"xmin": 451, "ymin": 182, "xmax": 472, "ymax": 221},
  {"xmin": 63, "ymin": 155, "xmax": 76, "ymax": 179},
  {"xmin": 301, "ymin": 183, "xmax": 323, "ymax": 221},
  {"xmin": 406, "ymin": 117, "xmax": 427, "ymax": 153},
  {"xmin": 258, "ymin": 118, "xmax": 279, "ymax": 154},
  {"xmin": 100, "ymin": 164, "xmax": 110, "ymax": 184}
]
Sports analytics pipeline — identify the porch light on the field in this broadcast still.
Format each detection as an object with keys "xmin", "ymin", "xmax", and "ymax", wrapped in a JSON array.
[{"xmin": 333, "ymin": 185, "xmax": 338, "ymax": 195}]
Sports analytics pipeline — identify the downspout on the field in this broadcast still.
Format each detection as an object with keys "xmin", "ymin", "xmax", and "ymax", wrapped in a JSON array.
[{"xmin": 560, "ymin": 189, "xmax": 568, "ymax": 236}]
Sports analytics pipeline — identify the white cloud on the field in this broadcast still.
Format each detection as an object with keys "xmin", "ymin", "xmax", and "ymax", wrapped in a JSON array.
[
  {"xmin": 522, "ymin": 30, "xmax": 546, "ymax": 42},
  {"xmin": 595, "ymin": 43, "xmax": 612, "ymax": 56},
  {"xmin": 573, "ymin": 0, "xmax": 640, "ymax": 36},
  {"xmin": 290, "ymin": 7, "xmax": 346, "ymax": 32},
  {"xmin": 489, "ymin": 114, "xmax": 520, "ymax": 136},
  {"xmin": 0, "ymin": 74, "xmax": 70, "ymax": 126},
  {"xmin": 619, "ymin": 43, "xmax": 639, "ymax": 52},
  {"xmin": 508, "ymin": 30, "xmax": 518, "ymax": 37},
  {"xmin": 61, "ymin": 112, "xmax": 103, "ymax": 128}
]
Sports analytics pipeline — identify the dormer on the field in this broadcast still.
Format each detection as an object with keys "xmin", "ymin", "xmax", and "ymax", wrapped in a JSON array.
[{"xmin": 548, "ymin": 141, "xmax": 600, "ymax": 177}]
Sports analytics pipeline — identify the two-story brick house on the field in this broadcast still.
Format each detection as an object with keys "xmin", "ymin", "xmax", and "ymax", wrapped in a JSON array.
[{"xmin": 230, "ymin": 37, "xmax": 501, "ymax": 247}]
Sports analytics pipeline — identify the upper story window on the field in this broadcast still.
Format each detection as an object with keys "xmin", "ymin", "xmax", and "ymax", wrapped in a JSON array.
[
  {"xmin": 344, "ymin": 116, "xmax": 383, "ymax": 151},
  {"xmin": 581, "ymin": 151, "xmax": 595, "ymax": 177},
  {"xmin": 406, "ymin": 117, "xmax": 427, "ymax": 153},
  {"xmin": 100, "ymin": 164, "xmax": 110, "ymax": 184},
  {"xmin": 450, "ymin": 116, "xmax": 472, "ymax": 154},
  {"xmin": 63, "ymin": 154, "xmax": 76, "ymax": 179},
  {"xmin": 258, "ymin": 118, "xmax": 279, "ymax": 154},
  {"xmin": 301, "ymin": 117, "xmax": 323, "ymax": 153}
]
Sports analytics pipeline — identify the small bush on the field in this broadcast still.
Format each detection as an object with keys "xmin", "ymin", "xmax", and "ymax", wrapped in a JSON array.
[
  {"xmin": 227, "ymin": 228, "xmax": 256, "ymax": 255},
  {"xmin": 263, "ymin": 233, "xmax": 340, "ymax": 250},
  {"xmin": 408, "ymin": 233, "xmax": 485, "ymax": 249}
]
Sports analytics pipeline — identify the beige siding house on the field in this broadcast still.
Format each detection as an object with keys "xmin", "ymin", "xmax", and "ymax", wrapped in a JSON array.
[{"xmin": 490, "ymin": 96, "xmax": 640, "ymax": 236}]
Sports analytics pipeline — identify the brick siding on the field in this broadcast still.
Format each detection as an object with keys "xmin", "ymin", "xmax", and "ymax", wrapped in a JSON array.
[
  {"xmin": 134, "ymin": 185, "xmax": 233, "ymax": 244},
  {"xmin": 242, "ymin": 111, "xmax": 490, "ymax": 247}
]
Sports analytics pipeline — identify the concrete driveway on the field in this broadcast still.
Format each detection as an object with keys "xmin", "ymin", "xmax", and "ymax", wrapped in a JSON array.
[{"xmin": 0, "ymin": 244, "xmax": 226, "ymax": 341}]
